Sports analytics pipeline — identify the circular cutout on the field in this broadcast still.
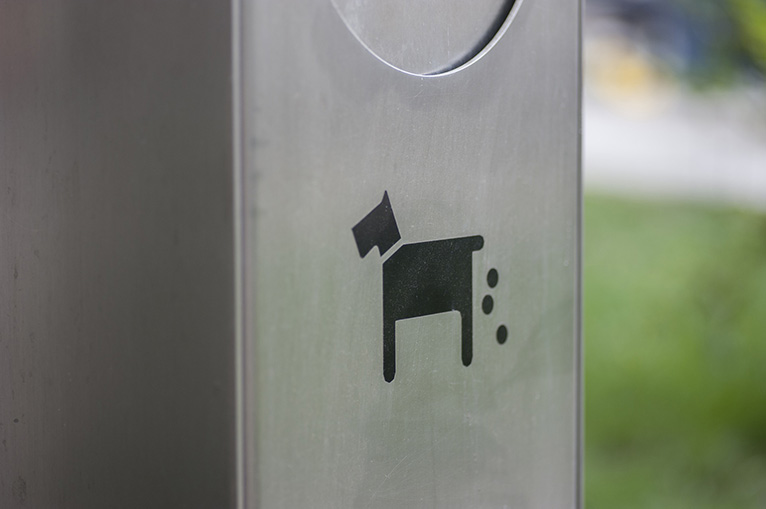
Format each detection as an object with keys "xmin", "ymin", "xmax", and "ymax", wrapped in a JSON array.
[
  {"xmin": 333, "ymin": 0, "xmax": 520, "ymax": 75},
  {"xmin": 487, "ymin": 268, "xmax": 499, "ymax": 288},
  {"xmin": 482, "ymin": 295, "xmax": 494, "ymax": 315},
  {"xmin": 496, "ymin": 325, "xmax": 508, "ymax": 344}
]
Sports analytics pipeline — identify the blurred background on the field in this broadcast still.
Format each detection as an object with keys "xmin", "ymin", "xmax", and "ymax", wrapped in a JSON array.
[{"xmin": 583, "ymin": 0, "xmax": 766, "ymax": 507}]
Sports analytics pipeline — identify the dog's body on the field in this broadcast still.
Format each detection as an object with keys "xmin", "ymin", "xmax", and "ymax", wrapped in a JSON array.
[
  {"xmin": 354, "ymin": 192, "xmax": 484, "ymax": 382},
  {"xmin": 383, "ymin": 236, "xmax": 484, "ymax": 381}
]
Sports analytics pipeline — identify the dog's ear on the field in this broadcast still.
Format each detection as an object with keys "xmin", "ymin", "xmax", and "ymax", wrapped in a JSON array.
[{"xmin": 352, "ymin": 191, "xmax": 401, "ymax": 258}]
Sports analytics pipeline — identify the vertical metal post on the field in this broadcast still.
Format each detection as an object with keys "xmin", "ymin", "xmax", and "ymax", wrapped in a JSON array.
[{"xmin": 1, "ymin": 1, "xmax": 580, "ymax": 507}]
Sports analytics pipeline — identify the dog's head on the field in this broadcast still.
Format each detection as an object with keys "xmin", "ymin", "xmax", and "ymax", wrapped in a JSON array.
[{"xmin": 352, "ymin": 191, "xmax": 401, "ymax": 258}]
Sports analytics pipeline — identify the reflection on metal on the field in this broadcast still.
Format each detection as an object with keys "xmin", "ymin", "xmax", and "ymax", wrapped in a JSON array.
[
  {"xmin": 1, "ymin": 0, "xmax": 580, "ymax": 507},
  {"xmin": 0, "ymin": 2, "xmax": 235, "ymax": 507}
]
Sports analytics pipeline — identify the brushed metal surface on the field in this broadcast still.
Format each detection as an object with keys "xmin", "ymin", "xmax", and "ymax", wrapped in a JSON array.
[
  {"xmin": 1, "ymin": 1, "xmax": 579, "ymax": 507},
  {"xmin": 0, "ymin": 2, "xmax": 235, "ymax": 508},
  {"xmin": 241, "ymin": 0, "xmax": 581, "ymax": 507}
]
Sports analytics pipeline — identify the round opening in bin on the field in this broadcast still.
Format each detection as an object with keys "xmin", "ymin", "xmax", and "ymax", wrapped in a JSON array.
[{"xmin": 332, "ymin": 0, "xmax": 521, "ymax": 76}]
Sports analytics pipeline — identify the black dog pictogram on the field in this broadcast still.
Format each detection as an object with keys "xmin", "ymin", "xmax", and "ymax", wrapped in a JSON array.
[{"xmin": 353, "ymin": 192, "xmax": 485, "ymax": 382}]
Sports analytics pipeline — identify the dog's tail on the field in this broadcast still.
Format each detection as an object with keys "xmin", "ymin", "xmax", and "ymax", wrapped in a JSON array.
[{"xmin": 352, "ymin": 191, "xmax": 401, "ymax": 258}]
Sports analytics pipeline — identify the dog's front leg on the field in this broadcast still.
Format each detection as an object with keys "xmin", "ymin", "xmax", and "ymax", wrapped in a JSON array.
[{"xmin": 383, "ymin": 314, "xmax": 396, "ymax": 382}]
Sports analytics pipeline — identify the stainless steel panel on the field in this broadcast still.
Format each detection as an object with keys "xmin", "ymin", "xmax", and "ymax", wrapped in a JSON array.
[
  {"xmin": 241, "ymin": 0, "xmax": 581, "ymax": 508},
  {"xmin": 1, "ymin": 3, "xmax": 235, "ymax": 508},
  {"xmin": 1, "ymin": 1, "xmax": 579, "ymax": 507}
]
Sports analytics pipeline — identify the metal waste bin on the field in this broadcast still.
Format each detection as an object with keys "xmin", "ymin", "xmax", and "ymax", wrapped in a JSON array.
[{"xmin": 1, "ymin": 1, "xmax": 581, "ymax": 507}]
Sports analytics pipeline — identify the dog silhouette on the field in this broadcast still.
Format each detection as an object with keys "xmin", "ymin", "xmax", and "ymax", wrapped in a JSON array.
[{"xmin": 353, "ymin": 192, "xmax": 484, "ymax": 382}]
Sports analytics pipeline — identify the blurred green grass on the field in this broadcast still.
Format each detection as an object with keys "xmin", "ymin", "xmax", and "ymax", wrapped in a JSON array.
[{"xmin": 585, "ymin": 195, "xmax": 766, "ymax": 508}]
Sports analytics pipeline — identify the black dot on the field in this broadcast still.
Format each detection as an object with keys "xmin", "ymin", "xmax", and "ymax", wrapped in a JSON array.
[
  {"xmin": 496, "ymin": 325, "xmax": 508, "ymax": 344},
  {"xmin": 487, "ymin": 268, "xmax": 499, "ymax": 288},
  {"xmin": 482, "ymin": 295, "xmax": 494, "ymax": 314}
]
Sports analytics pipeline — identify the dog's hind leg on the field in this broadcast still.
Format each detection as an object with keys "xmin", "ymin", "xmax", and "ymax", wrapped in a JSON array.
[
  {"xmin": 460, "ymin": 301, "xmax": 473, "ymax": 367},
  {"xmin": 383, "ymin": 317, "xmax": 396, "ymax": 382}
]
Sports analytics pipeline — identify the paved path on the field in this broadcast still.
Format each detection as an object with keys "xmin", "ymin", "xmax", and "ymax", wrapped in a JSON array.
[{"xmin": 584, "ymin": 88, "xmax": 766, "ymax": 211}]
